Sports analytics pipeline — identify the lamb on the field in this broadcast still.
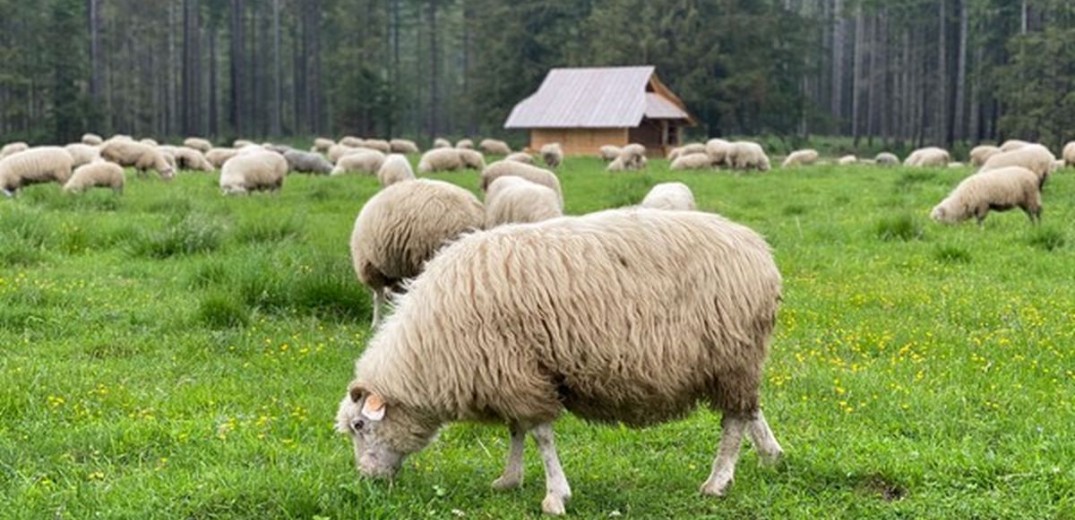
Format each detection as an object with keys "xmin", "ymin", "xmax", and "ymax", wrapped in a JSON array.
[
  {"xmin": 727, "ymin": 142, "xmax": 771, "ymax": 171},
  {"xmin": 668, "ymin": 143, "xmax": 707, "ymax": 161},
  {"xmin": 479, "ymin": 160, "xmax": 563, "ymax": 208},
  {"xmin": 0, "ymin": 146, "xmax": 74, "ymax": 195},
  {"xmin": 479, "ymin": 139, "xmax": 512, "ymax": 155},
  {"xmin": 999, "ymin": 139, "xmax": 1031, "ymax": 152},
  {"xmin": 705, "ymin": 138, "xmax": 732, "ymax": 166},
  {"xmin": 903, "ymin": 147, "xmax": 950, "ymax": 167},
  {"xmin": 607, "ymin": 143, "xmax": 647, "ymax": 172},
  {"xmin": 670, "ymin": 152, "xmax": 716, "ymax": 171},
  {"xmin": 81, "ymin": 133, "xmax": 103, "ymax": 146},
  {"xmin": 837, "ymin": 155, "xmax": 858, "ymax": 165},
  {"xmin": 1063, "ymin": 141, "xmax": 1075, "ymax": 167},
  {"xmin": 969, "ymin": 145, "xmax": 1001, "ymax": 167},
  {"xmin": 540, "ymin": 142, "xmax": 563, "ymax": 169},
  {"xmin": 874, "ymin": 152, "xmax": 899, "ymax": 166},
  {"xmin": 389, "ymin": 139, "xmax": 420, "ymax": 154},
  {"xmin": 63, "ymin": 160, "xmax": 124, "ymax": 194},
  {"xmin": 599, "ymin": 145, "xmax": 621, "ymax": 162},
  {"xmin": 183, "ymin": 137, "xmax": 213, "ymax": 153},
  {"xmin": 285, "ymin": 149, "xmax": 334, "ymax": 174},
  {"xmin": 336, "ymin": 208, "xmax": 784, "ymax": 516},
  {"xmin": 362, "ymin": 139, "xmax": 392, "ymax": 154},
  {"xmin": 432, "ymin": 137, "xmax": 452, "ymax": 149},
  {"xmin": 348, "ymin": 178, "xmax": 484, "ymax": 327},
  {"xmin": 458, "ymin": 149, "xmax": 486, "ymax": 170},
  {"xmin": 417, "ymin": 148, "xmax": 464, "ymax": 174},
  {"xmin": 978, "ymin": 144, "xmax": 1056, "ymax": 188},
  {"xmin": 505, "ymin": 152, "xmax": 535, "ymax": 164},
  {"xmin": 99, "ymin": 140, "xmax": 175, "ymax": 179},
  {"xmin": 484, "ymin": 176, "xmax": 563, "ymax": 228},
  {"xmin": 64, "ymin": 143, "xmax": 101, "ymax": 168},
  {"xmin": 640, "ymin": 182, "xmax": 696, "ymax": 210},
  {"xmin": 456, "ymin": 139, "xmax": 474, "ymax": 150},
  {"xmin": 781, "ymin": 149, "xmax": 819, "ymax": 168},
  {"xmin": 160, "ymin": 145, "xmax": 214, "ymax": 172},
  {"xmin": 206, "ymin": 148, "xmax": 239, "ymax": 169},
  {"xmin": 376, "ymin": 154, "xmax": 416, "ymax": 187},
  {"xmin": 219, "ymin": 149, "xmax": 288, "ymax": 195},
  {"xmin": 313, "ymin": 138, "xmax": 336, "ymax": 153},
  {"xmin": 930, "ymin": 166, "xmax": 1041, "ymax": 225},
  {"xmin": 0, "ymin": 142, "xmax": 29, "ymax": 159},
  {"xmin": 333, "ymin": 150, "xmax": 387, "ymax": 176}
]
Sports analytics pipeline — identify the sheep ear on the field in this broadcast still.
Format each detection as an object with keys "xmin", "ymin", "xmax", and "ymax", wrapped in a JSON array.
[
  {"xmin": 349, "ymin": 383, "xmax": 365, "ymax": 404},
  {"xmin": 361, "ymin": 393, "xmax": 386, "ymax": 422}
]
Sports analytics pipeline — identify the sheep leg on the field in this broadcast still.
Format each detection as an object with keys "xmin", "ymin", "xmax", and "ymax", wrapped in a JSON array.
[
  {"xmin": 531, "ymin": 422, "xmax": 571, "ymax": 515},
  {"xmin": 700, "ymin": 414, "xmax": 747, "ymax": 497},
  {"xmin": 491, "ymin": 422, "xmax": 526, "ymax": 490},
  {"xmin": 745, "ymin": 410, "xmax": 783, "ymax": 465},
  {"xmin": 371, "ymin": 289, "xmax": 385, "ymax": 329}
]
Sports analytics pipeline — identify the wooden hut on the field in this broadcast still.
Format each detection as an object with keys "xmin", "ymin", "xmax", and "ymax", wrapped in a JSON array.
[{"xmin": 504, "ymin": 66, "xmax": 696, "ymax": 157}]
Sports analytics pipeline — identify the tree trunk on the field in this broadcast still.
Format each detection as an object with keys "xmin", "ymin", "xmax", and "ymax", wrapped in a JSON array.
[
  {"xmin": 271, "ymin": 0, "xmax": 281, "ymax": 137},
  {"xmin": 937, "ymin": 0, "xmax": 949, "ymax": 147},
  {"xmin": 230, "ymin": 0, "xmax": 245, "ymax": 137},
  {"xmin": 427, "ymin": 0, "xmax": 439, "ymax": 139},
  {"xmin": 851, "ymin": 6, "xmax": 863, "ymax": 147},
  {"xmin": 953, "ymin": 0, "xmax": 968, "ymax": 143}
]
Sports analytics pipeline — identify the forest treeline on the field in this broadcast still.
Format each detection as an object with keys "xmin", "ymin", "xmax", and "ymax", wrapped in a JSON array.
[{"xmin": 2, "ymin": 0, "xmax": 1074, "ymax": 149}]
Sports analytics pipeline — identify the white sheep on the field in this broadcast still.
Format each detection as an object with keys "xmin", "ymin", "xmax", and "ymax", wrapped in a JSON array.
[
  {"xmin": 349, "ymin": 178, "xmax": 484, "ymax": 327},
  {"xmin": 333, "ymin": 150, "xmax": 387, "ymax": 176},
  {"xmin": 484, "ymin": 176, "xmax": 563, "ymax": 228},
  {"xmin": 340, "ymin": 136, "xmax": 365, "ymax": 148},
  {"xmin": 0, "ymin": 146, "xmax": 74, "ymax": 195},
  {"xmin": 362, "ymin": 139, "xmax": 392, "ymax": 154},
  {"xmin": 668, "ymin": 143, "xmax": 706, "ymax": 161},
  {"xmin": 206, "ymin": 148, "xmax": 239, "ymax": 169},
  {"xmin": 219, "ymin": 150, "xmax": 288, "ymax": 195},
  {"xmin": 837, "ymin": 155, "xmax": 858, "ymax": 166},
  {"xmin": 432, "ymin": 137, "xmax": 452, "ymax": 149},
  {"xmin": 969, "ymin": 145, "xmax": 1001, "ymax": 167},
  {"xmin": 458, "ymin": 149, "xmax": 486, "ymax": 170},
  {"xmin": 63, "ymin": 160, "xmax": 124, "ymax": 194},
  {"xmin": 705, "ymin": 138, "xmax": 732, "ymax": 166},
  {"xmin": 376, "ymin": 154, "xmax": 416, "ymax": 187},
  {"xmin": 999, "ymin": 139, "xmax": 1031, "ymax": 152},
  {"xmin": 328, "ymin": 144, "xmax": 358, "ymax": 164},
  {"xmin": 607, "ymin": 143, "xmax": 647, "ymax": 172},
  {"xmin": 479, "ymin": 160, "xmax": 563, "ymax": 208},
  {"xmin": 389, "ymin": 139, "xmax": 420, "ymax": 154},
  {"xmin": 0, "ymin": 142, "xmax": 29, "ymax": 159},
  {"xmin": 313, "ymin": 137, "xmax": 336, "ymax": 153},
  {"xmin": 64, "ymin": 143, "xmax": 101, "ymax": 168},
  {"xmin": 540, "ymin": 142, "xmax": 563, "ymax": 169},
  {"xmin": 903, "ymin": 147, "xmax": 950, "ymax": 167},
  {"xmin": 505, "ymin": 152, "xmax": 535, "ymax": 164},
  {"xmin": 979, "ymin": 144, "xmax": 1056, "ymax": 188},
  {"xmin": 159, "ymin": 145, "xmax": 214, "ymax": 172},
  {"xmin": 99, "ymin": 140, "xmax": 175, "ymax": 179},
  {"xmin": 1062, "ymin": 141, "xmax": 1075, "ymax": 167},
  {"xmin": 456, "ymin": 138, "xmax": 475, "ymax": 150},
  {"xmin": 81, "ymin": 133, "xmax": 103, "ymax": 146},
  {"xmin": 183, "ymin": 137, "xmax": 213, "ymax": 153},
  {"xmin": 670, "ymin": 152, "xmax": 716, "ymax": 171},
  {"xmin": 479, "ymin": 139, "xmax": 512, "ymax": 155},
  {"xmin": 417, "ymin": 148, "xmax": 464, "ymax": 174},
  {"xmin": 233, "ymin": 139, "xmax": 256, "ymax": 149},
  {"xmin": 640, "ymin": 182, "xmax": 696, "ymax": 210},
  {"xmin": 931, "ymin": 166, "xmax": 1041, "ymax": 225},
  {"xmin": 874, "ymin": 152, "xmax": 899, "ymax": 166},
  {"xmin": 284, "ymin": 150, "xmax": 334, "ymax": 174},
  {"xmin": 139, "ymin": 138, "xmax": 159, "ymax": 147},
  {"xmin": 599, "ymin": 145, "xmax": 621, "ymax": 162},
  {"xmin": 727, "ymin": 142, "xmax": 771, "ymax": 171},
  {"xmin": 336, "ymin": 208, "xmax": 784, "ymax": 516},
  {"xmin": 781, "ymin": 149, "xmax": 819, "ymax": 168}
]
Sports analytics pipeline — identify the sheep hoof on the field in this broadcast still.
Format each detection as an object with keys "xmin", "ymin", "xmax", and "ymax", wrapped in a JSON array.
[
  {"xmin": 491, "ymin": 475, "xmax": 522, "ymax": 490},
  {"xmin": 758, "ymin": 448, "xmax": 784, "ymax": 467},
  {"xmin": 541, "ymin": 494, "xmax": 567, "ymax": 515},
  {"xmin": 699, "ymin": 475, "xmax": 733, "ymax": 497}
]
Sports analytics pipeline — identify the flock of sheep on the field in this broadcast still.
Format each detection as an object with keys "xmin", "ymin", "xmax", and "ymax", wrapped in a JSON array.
[{"xmin": 1, "ymin": 129, "xmax": 1068, "ymax": 515}]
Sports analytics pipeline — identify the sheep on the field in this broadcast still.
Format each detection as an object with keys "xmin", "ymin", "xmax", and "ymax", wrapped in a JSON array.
[
  {"xmin": 1062, "ymin": 141, "xmax": 1075, "ymax": 167},
  {"xmin": 668, "ymin": 143, "xmax": 706, "ymax": 161},
  {"xmin": 999, "ymin": 139, "xmax": 1031, "ymax": 152},
  {"xmin": 64, "ymin": 143, "xmax": 101, "ymax": 168},
  {"xmin": 0, "ymin": 142, "xmax": 29, "ymax": 159},
  {"xmin": 63, "ymin": 160, "xmax": 124, "ymax": 194},
  {"xmin": 456, "ymin": 138, "xmax": 474, "ymax": 150},
  {"xmin": 336, "ymin": 208, "xmax": 784, "ymax": 516},
  {"xmin": 284, "ymin": 149, "xmax": 334, "ymax": 175},
  {"xmin": 139, "ymin": 138, "xmax": 159, "ymax": 147},
  {"xmin": 670, "ymin": 152, "xmax": 716, "ymax": 171},
  {"xmin": 348, "ymin": 178, "xmax": 484, "ymax": 327},
  {"xmin": 540, "ymin": 143, "xmax": 563, "ymax": 169},
  {"xmin": 159, "ymin": 145, "xmax": 214, "ymax": 172},
  {"xmin": 599, "ymin": 145, "xmax": 621, "ymax": 162},
  {"xmin": 219, "ymin": 149, "xmax": 288, "ymax": 195},
  {"xmin": 432, "ymin": 137, "xmax": 452, "ymax": 149},
  {"xmin": 640, "ymin": 182, "xmax": 696, "ymax": 211},
  {"xmin": 505, "ymin": 152, "xmax": 535, "ymax": 164},
  {"xmin": 969, "ymin": 145, "xmax": 1001, "ymax": 167},
  {"xmin": 417, "ymin": 148, "xmax": 464, "ymax": 174},
  {"xmin": 837, "ymin": 155, "xmax": 858, "ymax": 166},
  {"xmin": 479, "ymin": 139, "xmax": 512, "ymax": 155},
  {"xmin": 333, "ymin": 150, "xmax": 387, "ymax": 176},
  {"xmin": 328, "ymin": 144, "xmax": 359, "ymax": 164},
  {"xmin": 1053, "ymin": 159, "xmax": 1065, "ymax": 171},
  {"xmin": 874, "ymin": 152, "xmax": 899, "ymax": 166},
  {"xmin": 930, "ymin": 166, "xmax": 1041, "ymax": 226},
  {"xmin": 377, "ymin": 154, "xmax": 416, "ymax": 187},
  {"xmin": 0, "ymin": 146, "xmax": 74, "ymax": 195},
  {"xmin": 948, "ymin": 162, "xmax": 965, "ymax": 168},
  {"xmin": 313, "ymin": 138, "xmax": 336, "ymax": 153},
  {"xmin": 607, "ymin": 143, "xmax": 647, "ymax": 172},
  {"xmin": 903, "ymin": 147, "xmax": 950, "ymax": 167},
  {"xmin": 233, "ymin": 139, "xmax": 256, "ymax": 148},
  {"xmin": 458, "ymin": 149, "xmax": 486, "ymax": 170},
  {"xmin": 99, "ymin": 140, "xmax": 175, "ymax": 179},
  {"xmin": 705, "ymin": 138, "xmax": 732, "ymax": 166},
  {"xmin": 108, "ymin": 134, "xmax": 133, "ymax": 142},
  {"xmin": 781, "ymin": 149, "xmax": 819, "ymax": 168},
  {"xmin": 183, "ymin": 137, "xmax": 213, "ymax": 153},
  {"xmin": 389, "ymin": 139, "xmax": 420, "ymax": 154},
  {"xmin": 479, "ymin": 160, "xmax": 563, "ymax": 208},
  {"xmin": 340, "ymin": 136, "xmax": 365, "ymax": 148},
  {"xmin": 978, "ymin": 144, "xmax": 1056, "ymax": 188},
  {"xmin": 362, "ymin": 139, "xmax": 392, "ymax": 154},
  {"xmin": 727, "ymin": 142, "xmax": 771, "ymax": 171},
  {"xmin": 484, "ymin": 176, "xmax": 563, "ymax": 228},
  {"xmin": 81, "ymin": 133, "xmax": 103, "ymax": 146},
  {"xmin": 206, "ymin": 148, "xmax": 239, "ymax": 169}
]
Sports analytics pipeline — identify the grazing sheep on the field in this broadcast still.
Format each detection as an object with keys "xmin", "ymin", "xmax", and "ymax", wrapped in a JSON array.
[
  {"xmin": 479, "ymin": 139, "xmax": 512, "ymax": 155},
  {"xmin": 640, "ymin": 182, "xmax": 696, "ymax": 211},
  {"xmin": 479, "ymin": 160, "xmax": 563, "ymax": 208},
  {"xmin": 313, "ymin": 138, "xmax": 336, "ymax": 153},
  {"xmin": 328, "ymin": 144, "xmax": 359, "ymax": 164},
  {"xmin": 108, "ymin": 134, "xmax": 133, "ymax": 142},
  {"xmin": 505, "ymin": 152, "xmax": 535, "ymax": 165},
  {"xmin": 139, "ymin": 138, "xmax": 159, "ymax": 147},
  {"xmin": 340, "ymin": 136, "xmax": 365, "ymax": 148},
  {"xmin": 837, "ymin": 155, "xmax": 858, "ymax": 166},
  {"xmin": 458, "ymin": 149, "xmax": 486, "ymax": 171},
  {"xmin": 219, "ymin": 150, "xmax": 288, "ymax": 195},
  {"xmin": 64, "ymin": 143, "xmax": 101, "ymax": 168},
  {"xmin": 160, "ymin": 146, "xmax": 214, "ymax": 172},
  {"xmin": 903, "ymin": 147, "xmax": 950, "ymax": 167},
  {"xmin": 969, "ymin": 145, "xmax": 1001, "ymax": 167},
  {"xmin": 433, "ymin": 137, "xmax": 452, "ymax": 149},
  {"xmin": 668, "ymin": 143, "xmax": 706, "ymax": 161},
  {"xmin": 336, "ymin": 208, "xmax": 784, "ymax": 516},
  {"xmin": 206, "ymin": 148, "xmax": 239, "ymax": 169},
  {"xmin": 599, "ymin": 145, "xmax": 621, "ymax": 162},
  {"xmin": 1062, "ymin": 141, "xmax": 1075, "ymax": 167},
  {"xmin": 781, "ymin": 149, "xmax": 819, "ymax": 168},
  {"xmin": 999, "ymin": 139, "xmax": 1031, "ymax": 152},
  {"xmin": 484, "ymin": 176, "xmax": 563, "ymax": 228},
  {"xmin": 349, "ymin": 178, "xmax": 484, "ymax": 327},
  {"xmin": 99, "ymin": 140, "xmax": 175, "ymax": 179},
  {"xmin": 727, "ymin": 142, "xmax": 771, "ymax": 171},
  {"xmin": 671, "ymin": 152, "xmax": 716, "ymax": 171},
  {"xmin": 377, "ymin": 154, "xmax": 416, "ymax": 187},
  {"xmin": 0, "ymin": 146, "xmax": 74, "ymax": 195},
  {"xmin": 389, "ymin": 139, "xmax": 420, "ymax": 154},
  {"xmin": 456, "ymin": 139, "xmax": 474, "ymax": 150},
  {"xmin": 417, "ymin": 148, "xmax": 464, "ymax": 174},
  {"xmin": 285, "ymin": 149, "xmax": 334, "ymax": 175},
  {"xmin": 0, "ymin": 142, "xmax": 29, "ymax": 159},
  {"xmin": 233, "ymin": 139, "xmax": 256, "ymax": 149},
  {"xmin": 540, "ymin": 143, "xmax": 563, "ymax": 169},
  {"xmin": 1053, "ymin": 159, "xmax": 1065, "ymax": 171},
  {"xmin": 874, "ymin": 152, "xmax": 899, "ymax": 166},
  {"xmin": 705, "ymin": 139, "xmax": 733, "ymax": 166},
  {"xmin": 607, "ymin": 143, "xmax": 647, "ymax": 172},
  {"xmin": 979, "ymin": 144, "xmax": 1056, "ymax": 188},
  {"xmin": 183, "ymin": 137, "xmax": 213, "ymax": 153},
  {"xmin": 81, "ymin": 133, "xmax": 104, "ymax": 146},
  {"xmin": 333, "ymin": 150, "xmax": 387, "ymax": 176},
  {"xmin": 931, "ymin": 166, "xmax": 1041, "ymax": 225},
  {"xmin": 362, "ymin": 139, "xmax": 392, "ymax": 154},
  {"xmin": 64, "ymin": 160, "xmax": 124, "ymax": 194}
]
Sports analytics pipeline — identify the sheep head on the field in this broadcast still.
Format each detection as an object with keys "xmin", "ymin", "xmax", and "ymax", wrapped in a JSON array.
[{"xmin": 335, "ymin": 383, "xmax": 438, "ymax": 479}]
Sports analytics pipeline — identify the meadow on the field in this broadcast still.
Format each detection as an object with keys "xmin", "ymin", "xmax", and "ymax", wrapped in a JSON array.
[{"xmin": 1, "ymin": 158, "xmax": 1073, "ymax": 519}]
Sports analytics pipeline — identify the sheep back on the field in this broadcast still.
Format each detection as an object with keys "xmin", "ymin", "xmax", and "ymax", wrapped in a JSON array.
[
  {"xmin": 484, "ymin": 176, "xmax": 563, "ymax": 228},
  {"xmin": 640, "ymin": 182, "xmax": 696, "ymax": 211},
  {"xmin": 0, "ymin": 146, "xmax": 74, "ymax": 191},
  {"xmin": 479, "ymin": 160, "xmax": 563, "ymax": 208},
  {"xmin": 417, "ymin": 148, "xmax": 464, "ymax": 173},
  {"xmin": 64, "ymin": 161, "xmax": 124, "ymax": 194},
  {"xmin": 219, "ymin": 150, "xmax": 288, "ymax": 194},
  {"xmin": 377, "ymin": 154, "xmax": 416, "ymax": 187}
]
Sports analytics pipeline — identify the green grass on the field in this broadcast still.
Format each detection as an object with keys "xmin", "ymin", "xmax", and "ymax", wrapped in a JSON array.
[{"xmin": 2, "ymin": 160, "xmax": 1074, "ymax": 519}]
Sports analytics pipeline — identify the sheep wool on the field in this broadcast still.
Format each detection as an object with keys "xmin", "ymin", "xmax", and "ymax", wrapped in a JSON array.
[
  {"xmin": 874, "ymin": 152, "xmax": 899, "ymax": 166},
  {"xmin": 340, "ymin": 136, "xmax": 366, "ymax": 148},
  {"xmin": 479, "ymin": 139, "xmax": 512, "ymax": 155},
  {"xmin": 433, "ymin": 137, "xmax": 452, "ymax": 149},
  {"xmin": 139, "ymin": 138, "xmax": 159, "ymax": 147},
  {"xmin": 479, "ymin": 160, "xmax": 563, "ymax": 209},
  {"xmin": 349, "ymin": 178, "xmax": 484, "ymax": 327},
  {"xmin": 160, "ymin": 145, "xmax": 214, "ymax": 172},
  {"xmin": 1062, "ymin": 141, "xmax": 1075, "ymax": 167},
  {"xmin": 670, "ymin": 152, "xmax": 715, "ymax": 171},
  {"xmin": 781, "ymin": 149, "xmax": 819, "ymax": 168},
  {"xmin": 979, "ymin": 144, "xmax": 1055, "ymax": 188},
  {"xmin": 333, "ymin": 150, "xmax": 387, "ymax": 176},
  {"xmin": 362, "ymin": 139, "xmax": 392, "ymax": 154},
  {"xmin": 705, "ymin": 138, "xmax": 732, "ymax": 166},
  {"xmin": 837, "ymin": 155, "xmax": 858, "ymax": 166},
  {"xmin": 931, "ymin": 166, "xmax": 1041, "ymax": 225},
  {"xmin": 640, "ymin": 182, "xmax": 696, "ymax": 211},
  {"xmin": 456, "ymin": 139, "xmax": 475, "ymax": 150},
  {"xmin": 458, "ymin": 149, "xmax": 486, "ymax": 170},
  {"xmin": 727, "ymin": 142, "xmax": 771, "ymax": 171},
  {"xmin": 540, "ymin": 142, "xmax": 563, "ymax": 169},
  {"xmin": 206, "ymin": 148, "xmax": 239, "ymax": 169},
  {"xmin": 484, "ymin": 176, "xmax": 563, "ymax": 228},
  {"xmin": 64, "ymin": 160, "xmax": 124, "ymax": 194},
  {"xmin": 284, "ymin": 150, "xmax": 334, "ymax": 174},
  {"xmin": 417, "ymin": 148, "xmax": 464, "ymax": 174},
  {"xmin": 668, "ymin": 143, "xmax": 706, "ymax": 162},
  {"xmin": 219, "ymin": 150, "xmax": 288, "ymax": 195},
  {"xmin": 969, "ymin": 145, "xmax": 1001, "ymax": 167},
  {"xmin": 328, "ymin": 144, "xmax": 358, "ymax": 164},
  {"xmin": 0, "ymin": 146, "xmax": 74, "ymax": 194},
  {"xmin": 903, "ymin": 147, "xmax": 950, "ymax": 167},
  {"xmin": 599, "ymin": 145, "xmax": 621, "ymax": 162},
  {"xmin": 505, "ymin": 152, "xmax": 535, "ymax": 165},
  {"xmin": 233, "ymin": 139, "xmax": 256, "ymax": 149},
  {"xmin": 1000, "ymin": 139, "xmax": 1031, "ymax": 152},
  {"xmin": 99, "ymin": 140, "xmax": 175, "ymax": 179},
  {"xmin": 389, "ymin": 139, "xmax": 420, "ymax": 154},
  {"xmin": 183, "ymin": 137, "xmax": 213, "ymax": 153},
  {"xmin": 313, "ymin": 138, "xmax": 336, "ymax": 153},
  {"xmin": 607, "ymin": 143, "xmax": 647, "ymax": 172},
  {"xmin": 337, "ymin": 208, "xmax": 784, "ymax": 515},
  {"xmin": 376, "ymin": 154, "xmax": 416, "ymax": 187},
  {"xmin": 64, "ymin": 143, "xmax": 101, "ymax": 168},
  {"xmin": 0, "ymin": 142, "xmax": 29, "ymax": 159}
]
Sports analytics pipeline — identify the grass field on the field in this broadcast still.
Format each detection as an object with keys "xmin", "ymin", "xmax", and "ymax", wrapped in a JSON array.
[{"xmin": 2, "ymin": 159, "xmax": 1074, "ymax": 519}]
